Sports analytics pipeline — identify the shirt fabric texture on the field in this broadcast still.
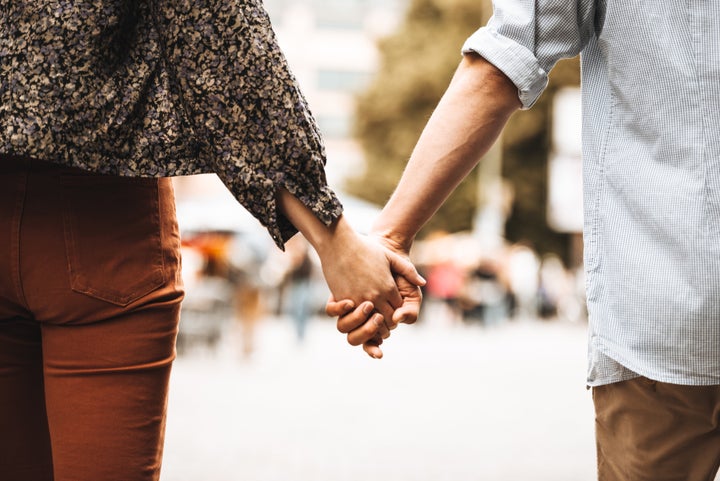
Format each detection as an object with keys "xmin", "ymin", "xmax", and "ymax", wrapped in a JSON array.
[
  {"xmin": 463, "ymin": 0, "xmax": 720, "ymax": 386},
  {"xmin": 0, "ymin": 0, "xmax": 343, "ymax": 248}
]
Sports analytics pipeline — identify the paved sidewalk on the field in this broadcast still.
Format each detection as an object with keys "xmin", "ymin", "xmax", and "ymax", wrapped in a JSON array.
[{"xmin": 161, "ymin": 317, "xmax": 596, "ymax": 481}]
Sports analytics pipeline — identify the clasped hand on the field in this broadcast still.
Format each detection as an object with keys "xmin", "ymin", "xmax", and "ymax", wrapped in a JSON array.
[{"xmin": 319, "ymin": 233, "xmax": 424, "ymax": 359}]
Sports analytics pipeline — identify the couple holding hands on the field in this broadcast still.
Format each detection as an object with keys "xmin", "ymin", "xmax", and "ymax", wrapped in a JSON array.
[
  {"xmin": 9, "ymin": 0, "xmax": 716, "ymax": 479},
  {"xmin": 285, "ymin": 59, "xmax": 517, "ymax": 358}
]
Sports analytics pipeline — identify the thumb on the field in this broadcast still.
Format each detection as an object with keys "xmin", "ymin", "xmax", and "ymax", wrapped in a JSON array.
[
  {"xmin": 392, "ymin": 303, "xmax": 420, "ymax": 325},
  {"xmin": 386, "ymin": 251, "xmax": 426, "ymax": 287}
]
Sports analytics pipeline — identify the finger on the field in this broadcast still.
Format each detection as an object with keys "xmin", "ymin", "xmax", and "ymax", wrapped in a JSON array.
[
  {"xmin": 336, "ymin": 301, "xmax": 374, "ymax": 334},
  {"xmin": 381, "ymin": 301, "xmax": 400, "ymax": 331},
  {"xmin": 325, "ymin": 297, "xmax": 355, "ymax": 317},
  {"xmin": 346, "ymin": 312, "xmax": 384, "ymax": 346},
  {"xmin": 376, "ymin": 301, "xmax": 399, "ymax": 325},
  {"xmin": 386, "ymin": 251, "xmax": 426, "ymax": 287},
  {"xmin": 363, "ymin": 337, "xmax": 384, "ymax": 359},
  {"xmin": 392, "ymin": 303, "xmax": 420, "ymax": 325},
  {"xmin": 393, "ymin": 293, "xmax": 422, "ymax": 324},
  {"xmin": 377, "ymin": 314, "xmax": 391, "ymax": 339},
  {"xmin": 392, "ymin": 277, "xmax": 423, "ymax": 325}
]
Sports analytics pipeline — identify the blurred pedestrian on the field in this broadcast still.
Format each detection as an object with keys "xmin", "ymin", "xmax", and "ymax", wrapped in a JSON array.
[
  {"xmin": 0, "ymin": 1, "xmax": 423, "ymax": 480},
  {"xmin": 283, "ymin": 237, "xmax": 316, "ymax": 343},
  {"xmin": 506, "ymin": 243, "xmax": 540, "ymax": 320},
  {"xmin": 329, "ymin": 2, "xmax": 720, "ymax": 478},
  {"xmin": 425, "ymin": 259, "xmax": 465, "ymax": 324}
]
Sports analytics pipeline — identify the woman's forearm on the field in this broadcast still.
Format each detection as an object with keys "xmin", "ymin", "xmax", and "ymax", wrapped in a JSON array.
[
  {"xmin": 276, "ymin": 187, "xmax": 423, "ymax": 321},
  {"xmin": 276, "ymin": 186, "xmax": 354, "ymax": 258},
  {"xmin": 371, "ymin": 53, "xmax": 521, "ymax": 251}
]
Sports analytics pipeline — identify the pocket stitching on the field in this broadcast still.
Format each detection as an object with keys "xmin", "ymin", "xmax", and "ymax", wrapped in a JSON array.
[{"xmin": 60, "ymin": 175, "xmax": 166, "ymax": 306}]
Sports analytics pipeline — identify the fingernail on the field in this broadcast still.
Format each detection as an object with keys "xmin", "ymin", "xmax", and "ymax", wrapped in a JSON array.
[
  {"xmin": 344, "ymin": 301, "xmax": 354, "ymax": 310},
  {"xmin": 362, "ymin": 303, "xmax": 373, "ymax": 315}
]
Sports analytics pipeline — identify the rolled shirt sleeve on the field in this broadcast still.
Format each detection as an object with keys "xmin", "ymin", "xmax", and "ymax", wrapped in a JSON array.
[
  {"xmin": 463, "ymin": 0, "xmax": 598, "ymax": 108},
  {"xmin": 151, "ymin": 0, "xmax": 342, "ymax": 248}
]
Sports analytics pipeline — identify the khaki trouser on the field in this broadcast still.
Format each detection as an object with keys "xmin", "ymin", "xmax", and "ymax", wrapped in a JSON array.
[
  {"xmin": 594, "ymin": 376, "xmax": 720, "ymax": 480},
  {"xmin": 0, "ymin": 156, "xmax": 183, "ymax": 481}
]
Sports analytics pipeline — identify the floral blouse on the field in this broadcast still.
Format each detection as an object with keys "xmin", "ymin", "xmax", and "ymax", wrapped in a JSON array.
[{"xmin": 0, "ymin": 0, "xmax": 343, "ymax": 247}]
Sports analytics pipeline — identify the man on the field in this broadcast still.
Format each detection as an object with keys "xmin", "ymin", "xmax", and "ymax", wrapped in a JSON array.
[{"xmin": 330, "ymin": 1, "xmax": 720, "ymax": 478}]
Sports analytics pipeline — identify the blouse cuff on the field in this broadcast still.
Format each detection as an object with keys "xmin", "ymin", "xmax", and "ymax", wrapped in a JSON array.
[{"xmin": 217, "ymin": 159, "xmax": 344, "ymax": 250}]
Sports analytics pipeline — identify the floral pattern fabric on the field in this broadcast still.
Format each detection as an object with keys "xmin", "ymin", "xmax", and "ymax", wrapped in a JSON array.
[{"xmin": 0, "ymin": 0, "xmax": 343, "ymax": 247}]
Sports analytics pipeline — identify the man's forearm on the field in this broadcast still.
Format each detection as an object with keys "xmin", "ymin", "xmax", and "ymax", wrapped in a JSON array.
[{"xmin": 371, "ymin": 53, "xmax": 521, "ymax": 251}]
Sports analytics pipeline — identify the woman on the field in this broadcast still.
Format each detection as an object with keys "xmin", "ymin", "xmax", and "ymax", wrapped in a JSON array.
[{"xmin": 0, "ymin": 1, "xmax": 422, "ymax": 480}]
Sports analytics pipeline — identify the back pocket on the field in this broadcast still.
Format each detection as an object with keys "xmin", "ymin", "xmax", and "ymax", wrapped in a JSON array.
[{"xmin": 61, "ymin": 174, "xmax": 165, "ymax": 306}]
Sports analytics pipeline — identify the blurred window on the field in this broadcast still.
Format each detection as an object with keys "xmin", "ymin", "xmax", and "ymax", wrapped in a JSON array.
[
  {"xmin": 262, "ymin": 0, "xmax": 289, "ymax": 24},
  {"xmin": 315, "ymin": 13, "xmax": 363, "ymax": 29},
  {"xmin": 316, "ymin": 115, "xmax": 351, "ymax": 138},
  {"xmin": 314, "ymin": 0, "xmax": 365, "ymax": 29},
  {"xmin": 317, "ymin": 70, "xmax": 372, "ymax": 92}
]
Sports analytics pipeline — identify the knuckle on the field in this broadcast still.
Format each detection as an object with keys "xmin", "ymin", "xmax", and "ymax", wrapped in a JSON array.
[{"xmin": 367, "ymin": 320, "xmax": 381, "ymax": 334}]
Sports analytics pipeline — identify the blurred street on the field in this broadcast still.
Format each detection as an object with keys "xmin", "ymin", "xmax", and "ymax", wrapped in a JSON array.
[{"xmin": 161, "ymin": 316, "xmax": 596, "ymax": 481}]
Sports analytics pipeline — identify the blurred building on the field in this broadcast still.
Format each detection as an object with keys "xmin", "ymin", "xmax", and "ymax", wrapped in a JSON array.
[
  {"xmin": 264, "ymin": 0, "xmax": 409, "ymax": 187},
  {"xmin": 173, "ymin": 0, "xmax": 407, "ymax": 235},
  {"xmin": 547, "ymin": 87, "xmax": 584, "ymax": 268}
]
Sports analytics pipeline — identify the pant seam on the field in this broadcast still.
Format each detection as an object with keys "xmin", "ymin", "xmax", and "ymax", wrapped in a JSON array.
[{"xmin": 11, "ymin": 168, "xmax": 31, "ymax": 310}]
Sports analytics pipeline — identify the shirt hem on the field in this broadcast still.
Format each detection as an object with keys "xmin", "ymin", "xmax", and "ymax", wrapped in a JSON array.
[{"xmin": 588, "ymin": 341, "xmax": 720, "ymax": 387}]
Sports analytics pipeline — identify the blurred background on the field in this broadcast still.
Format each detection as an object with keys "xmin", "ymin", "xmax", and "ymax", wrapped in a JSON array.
[{"xmin": 162, "ymin": 0, "xmax": 594, "ymax": 479}]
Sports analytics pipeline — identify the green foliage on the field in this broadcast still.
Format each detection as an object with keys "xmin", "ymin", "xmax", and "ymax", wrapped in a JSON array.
[
  {"xmin": 501, "ymin": 56, "xmax": 580, "ymax": 258},
  {"xmin": 347, "ymin": 0, "xmax": 491, "ymax": 234},
  {"xmin": 348, "ymin": 0, "xmax": 581, "ymax": 258}
]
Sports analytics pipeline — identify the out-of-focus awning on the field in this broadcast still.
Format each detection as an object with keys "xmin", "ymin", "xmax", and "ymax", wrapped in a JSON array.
[{"xmin": 173, "ymin": 174, "xmax": 382, "ymax": 236}]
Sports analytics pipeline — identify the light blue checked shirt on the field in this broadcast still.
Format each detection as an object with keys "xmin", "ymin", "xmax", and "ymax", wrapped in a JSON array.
[{"xmin": 463, "ymin": 1, "xmax": 720, "ymax": 386}]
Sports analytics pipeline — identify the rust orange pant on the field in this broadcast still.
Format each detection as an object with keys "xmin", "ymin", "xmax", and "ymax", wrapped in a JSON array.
[
  {"xmin": 594, "ymin": 377, "xmax": 720, "ymax": 480},
  {"xmin": 0, "ymin": 156, "xmax": 183, "ymax": 481}
]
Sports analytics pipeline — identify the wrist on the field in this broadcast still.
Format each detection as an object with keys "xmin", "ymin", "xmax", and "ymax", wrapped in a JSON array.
[
  {"xmin": 370, "ymin": 224, "xmax": 414, "ymax": 256},
  {"xmin": 314, "ymin": 215, "xmax": 358, "ymax": 260}
]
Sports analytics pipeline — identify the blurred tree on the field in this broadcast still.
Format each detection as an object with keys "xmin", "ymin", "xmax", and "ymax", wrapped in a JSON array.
[
  {"xmin": 348, "ymin": 0, "xmax": 491, "ymax": 235},
  {"xmin": 502, "ymin": 56, "xmax": 580, "ymax": 259},
  {"xmin": 347, "ymin": 0, "xmax": 581, "ymax": 259}
]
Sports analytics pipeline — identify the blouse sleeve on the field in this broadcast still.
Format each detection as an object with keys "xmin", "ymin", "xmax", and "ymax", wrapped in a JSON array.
[
  {"xmin": 462, "ymin": 0, "xmax": 599, "ymax": 108},
  {"xmin": 150, "ymin": 0, "xmax": 343, "ymax": 248}
]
